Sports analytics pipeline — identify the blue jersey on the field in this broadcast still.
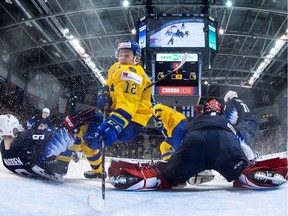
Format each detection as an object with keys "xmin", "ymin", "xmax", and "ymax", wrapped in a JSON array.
[
  {"xmin": 224, "ymin": 98, "xmax": 250, "ymax": 125},
  {"xmin": 0, "ymin": 129, "xmax": 53, "ymax": 177}
]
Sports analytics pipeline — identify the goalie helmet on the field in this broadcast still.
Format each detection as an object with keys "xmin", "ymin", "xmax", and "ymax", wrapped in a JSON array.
[
  {"xmin": 0, "ymin": 114, "xmax": 21, "ymax": 137},
  {"xmin": 224, "ymin": 90, "xmax": 238, "ymax": 102},
  {"xmin": 203, "ymin": 98, "xmax": 222, "ymax": 114},
  {"xmin": 117, "ymin": 40, "xmax": 141, "ymax": 57}
]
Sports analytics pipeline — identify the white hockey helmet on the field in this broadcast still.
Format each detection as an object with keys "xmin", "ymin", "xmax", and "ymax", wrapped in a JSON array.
[
  {"xmin": 224, "ymin": 91, "xmax": 238, "ymax": 102},
  {"xmin": 43, "ymin": 108, "xmax": 50, "ymax": 114},
  {"xmin": 0, "ymin": 114, "xmax": 21, "ymax": 137}
]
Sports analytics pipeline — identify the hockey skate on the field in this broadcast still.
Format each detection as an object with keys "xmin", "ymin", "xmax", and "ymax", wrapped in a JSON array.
[{"xmin": 31, "ymin": 165, "xmax": 64, "ymax": 183}]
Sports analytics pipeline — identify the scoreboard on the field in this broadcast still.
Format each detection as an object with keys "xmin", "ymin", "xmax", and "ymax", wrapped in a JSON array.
[{"xmin": 153, "ymin": 53, "xmax": 201, "ymax": 106}]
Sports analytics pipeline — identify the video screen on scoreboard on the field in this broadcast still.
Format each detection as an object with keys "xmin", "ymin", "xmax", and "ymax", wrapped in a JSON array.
[
  {"xmin": 208, "ymin": 19, "xmax": 217, "ymax": 51},
  {"xmin": 149, "ymin": 17, "xmax": 205, "ymax": 48},
  {"xmin": 137, "ymin": 19, "xmax": 147, "ymax": 49},
  {"xmin": 155, "ymin": 53, "xmax": 199, "ymax": 87}
]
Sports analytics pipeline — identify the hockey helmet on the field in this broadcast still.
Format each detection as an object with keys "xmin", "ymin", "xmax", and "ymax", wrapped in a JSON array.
[
  {"xmin": 117, "ymin": 40, "xmax": 141, "ymax": 57},
  {"xmin": 203, "ymin": 98, "xmax": 222, "ymax": 114},
  {"xmin": 0, "ymin": 114, "xmax": 21, "ymax": 137},
  {"xmin": 224, "ymin": 90, "xmax": 238, "ymax": 102},
  {"xmin": 43, "ymin": 108, "xmax": 50, "ymax": 114}
]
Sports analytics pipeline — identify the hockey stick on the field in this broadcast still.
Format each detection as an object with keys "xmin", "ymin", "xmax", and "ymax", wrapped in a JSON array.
[
  {"xmin": 88, "ymin": 104, "xmax": 108, "ymax": 213},
  {"xmin": 144, "ymin": 53, "xmax": 188, "ymax": 91}
]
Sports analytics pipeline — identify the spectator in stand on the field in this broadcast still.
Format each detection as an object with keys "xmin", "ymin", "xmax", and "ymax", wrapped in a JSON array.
[{"xmin": 27, "ymin": 108, "xmax": 52, "ymax": 131}]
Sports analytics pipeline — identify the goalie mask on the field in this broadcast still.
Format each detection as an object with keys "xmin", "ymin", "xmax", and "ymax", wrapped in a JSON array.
[
  {"xmin": 203, "ymin": 98, "xmax": 223, "ymax": 114},
  {"xmin": 0, "ymin": 114, "xmax": 21, "ymax": 137}
]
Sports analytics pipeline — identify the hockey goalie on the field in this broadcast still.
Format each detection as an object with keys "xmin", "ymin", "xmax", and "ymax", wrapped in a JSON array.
[
  {"xmin": 107, "ymin": 98, "xmax": 287, "ymax": 190},
  {"xmin": 108, "ymin": 157, "xmax": 287, "ymax": 190}
]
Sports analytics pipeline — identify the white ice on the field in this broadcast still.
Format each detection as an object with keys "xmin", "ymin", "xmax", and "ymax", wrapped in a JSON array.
[{"xmin": 0, "ymin": 155, "xmax": 287, "ymax": 216}]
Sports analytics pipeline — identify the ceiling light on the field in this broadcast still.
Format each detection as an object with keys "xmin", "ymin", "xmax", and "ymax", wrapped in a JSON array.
[
  {"xmin": 122, "ymin": 0, "xmax": 129, "ymax": 7},
  {"xmin": 226, "ymin": 0, "xmax": 232, "ymax": 8},
  {"xmin": 219, "ymin": 28, "xmax": 224, "ymax": 35},
  {"xmin": 131, "ymin": 28, "xmax": 136, "ymax": 35},
  {"xmin": 63, "ymin": 28, "xmax": 69, "ymax": 34},
  {"xmin": 248, "ymin": 36, "xmax": 287, "ymax": 86}
]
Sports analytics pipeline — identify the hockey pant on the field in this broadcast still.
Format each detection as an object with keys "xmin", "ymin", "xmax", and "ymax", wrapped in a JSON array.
[{"xmin": 71, "ymin": 125, "xmax": 102, "ymax": 174}]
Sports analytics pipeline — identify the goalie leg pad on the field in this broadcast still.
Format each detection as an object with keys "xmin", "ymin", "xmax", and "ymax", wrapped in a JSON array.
[
  {"xmin": 238, "ymin": 160, "xmax": 287, "ymax": 189},
  {"xmin": 108, "ymin": 160, "xmax": 172, "ymax": 190}
]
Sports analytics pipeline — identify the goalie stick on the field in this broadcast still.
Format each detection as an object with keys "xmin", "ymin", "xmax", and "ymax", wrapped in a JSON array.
[
  {"xmin": 144, "ymin": 53, "xmax": 188, "ymax": 91},
  {"xmin": 88, "ymin": 104, "xmax": 109, "ymax": 213}
]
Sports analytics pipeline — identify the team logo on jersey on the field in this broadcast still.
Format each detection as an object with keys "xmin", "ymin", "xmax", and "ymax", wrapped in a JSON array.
[
  {"xmin": 121, "ymin": 71, "xmax": 143, "ymax": 85},
  {"xmin": 128, "ymin": 67, "xmax": 136, "ymax": 73}
]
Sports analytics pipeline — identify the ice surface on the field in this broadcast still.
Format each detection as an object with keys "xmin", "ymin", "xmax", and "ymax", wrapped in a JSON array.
[{"xmin": 0, "ymin": 156, "xmax": 287, "ymax": 216}]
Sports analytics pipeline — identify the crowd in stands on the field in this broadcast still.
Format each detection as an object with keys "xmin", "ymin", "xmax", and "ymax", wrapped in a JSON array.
[{"xmin": 254, "ymin": 116, "xmax": 287, "ymax": 155}]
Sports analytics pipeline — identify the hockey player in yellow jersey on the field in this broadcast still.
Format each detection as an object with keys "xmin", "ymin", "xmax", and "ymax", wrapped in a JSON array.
[
  {"xmin": 152, "ymin": 102, "xmax": 188, "ymax": 160},
  {"xmin": 93, "ymin": 40, "xmax": 152, "ymax": 148},
  {"xmin": 77, "ymin": 40, "xmax": 152, "ymax": 178}
]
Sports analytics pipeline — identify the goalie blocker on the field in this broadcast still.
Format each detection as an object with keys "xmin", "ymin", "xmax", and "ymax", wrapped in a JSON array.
[{"xmin": 108, "ymin": 157, "xmax": 287, "ymax": 190}]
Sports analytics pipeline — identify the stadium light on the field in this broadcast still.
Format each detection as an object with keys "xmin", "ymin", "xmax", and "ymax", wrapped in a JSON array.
[{"xmin": 248, "ymin": 32, "xmax": 287, "ymax": 86}]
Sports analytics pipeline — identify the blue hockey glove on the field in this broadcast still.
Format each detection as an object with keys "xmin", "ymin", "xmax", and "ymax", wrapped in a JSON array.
[
  {"xmin": 154, "ymin": 115, "xmax": 164, "ymax": 131},
  {"xmin": 82, "ymin": 122, "xmax": 102, "ymax": 149},
  {"xmin": 41, "ymin": 128, "xmax": 74, "ymax": 160},
  {"xmin": 93, "ymin": 114, "xmax": 125, "ymax": 148},
  {"xmin": 97, "ymin": 85, "xmax": 112, "ymax": 112}
]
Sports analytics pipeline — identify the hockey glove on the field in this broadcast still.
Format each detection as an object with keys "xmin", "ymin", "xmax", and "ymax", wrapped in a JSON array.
[
  {"xmin": 153, "ymin": 115, "xmax": 164, "ymax": 131},
  {"xmin": 92, "ymin": 114, "xmax": 125, "ymax": 148},
  {"xmin": 97, "ymin": 85, "xmax": 112, "ymax": 112},
  {"xmin": 82, "ymin": 122, "xmax": 102, "ymax": 149},
  {"xmin": 41, "ymin": 128, "xmax": 74, "ymax": 160},
  {"xmin": 64, "ymin": 108, "xmax": 103, "ymax": 131}
]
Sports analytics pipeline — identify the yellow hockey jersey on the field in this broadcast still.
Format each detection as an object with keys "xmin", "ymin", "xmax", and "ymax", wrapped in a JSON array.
[
  {"xmin": 105, "ymin": 62, "xmax": 152, "ymax": 127},
  {"xmin": 153, "ymin": 104, "xmax": 186, "ymax": 137}
]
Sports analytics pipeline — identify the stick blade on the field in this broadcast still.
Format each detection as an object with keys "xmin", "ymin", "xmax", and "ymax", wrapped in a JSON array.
[
  {"xmin": 173, "ymin": 53, "xmax": 188, "ymax": 71},
  {"xmin": 88, "ymin": 191, "xmax": 105, "ymax": 213}
]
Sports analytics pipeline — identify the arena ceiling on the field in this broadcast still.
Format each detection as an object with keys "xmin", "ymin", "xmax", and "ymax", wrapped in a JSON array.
[{"xmin": 0, "ymin": 0, "xmax": 287, "ymax": 109}]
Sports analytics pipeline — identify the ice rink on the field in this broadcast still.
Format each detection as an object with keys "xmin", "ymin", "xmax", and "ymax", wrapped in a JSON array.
[{"xmin": 0, "ymin": 156, "xmax": 287, "ymax": 216}]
